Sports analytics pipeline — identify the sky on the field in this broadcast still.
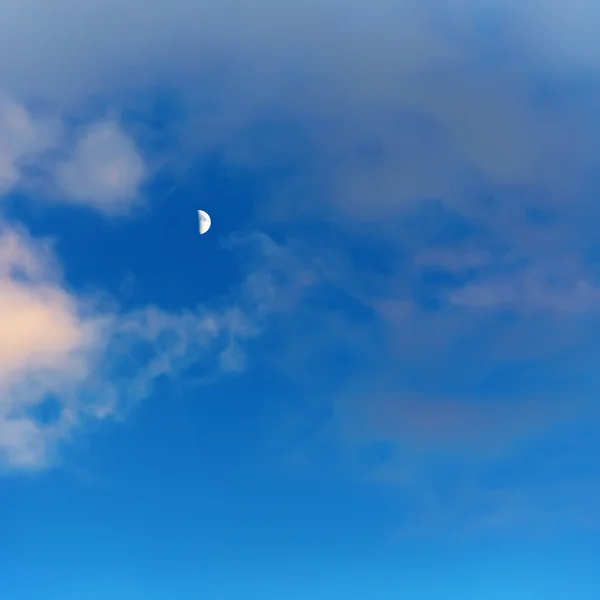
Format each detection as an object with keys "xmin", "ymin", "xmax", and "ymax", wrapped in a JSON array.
[{"xmin": 1, "ymin": 0, "xmax": 600, "ymax": 598}]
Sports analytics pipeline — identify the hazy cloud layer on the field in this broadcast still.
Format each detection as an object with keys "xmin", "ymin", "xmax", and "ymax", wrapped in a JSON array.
[
  {"xmin": 1, "ymin": 0, "xmax": 599, "ymax": 534},
  {"xmin": 0, "ymin": 0, "xmax": 598, "ymax": 210},
  {"xmin": 254, "ymin": 232, "xmax": 600, "ymax": 533},
  {"xmin": 1, "ymin": 1, "xmax": 598, "ymax": 229}
]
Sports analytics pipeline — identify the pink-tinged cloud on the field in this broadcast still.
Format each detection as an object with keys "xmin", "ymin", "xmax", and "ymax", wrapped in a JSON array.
[
  {"xmin": 0, "ymin": 227, "xmax": 92, "ymax": 385},
  {"xmin": 0, "ymin": 98, "xmax": 147, "ymax": 216},
  {"xmin": 0, "ymin": 280, "xmax": 85, "ymax": 380},
  {"xmin": 0, "ymin": 225, "xmax": 98, "ymax": 466},
  {"xmin": 0, "ymin": 226, "xmax": 305, "ymax": 471},
  {"xmin": 54, "ymin": 120, "xmax": 147, "ymax": 213},
  {"xmin": 363, "ymin": 394, "xmax": 573, "ymax": 454}
]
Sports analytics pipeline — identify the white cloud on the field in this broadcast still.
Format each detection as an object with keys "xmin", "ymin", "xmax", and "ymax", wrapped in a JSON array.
[
  {"xmin": 1, "ymin": 0, "xmax": 600, "ymax": 527},
  {"xmin": 0, "ymin": 224, "xmax": 98, "ymax": 466},
  {"xmin": 0, "ymin": 223, "xmax": 321, "ymax": 471},
  {"xmin": 0, "ymin": 224, "xmax": 272, "ymax": 470},
  {"xmin": 54, "ymin": 120, "xmax": 147, "ymax": 213},
  {"xmin": 0, "ymin": 226, "xmax": 91, "ymax": 389}
]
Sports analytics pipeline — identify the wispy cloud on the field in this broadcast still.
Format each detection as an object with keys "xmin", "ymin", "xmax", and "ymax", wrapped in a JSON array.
[
  {"xmin": 0, "ymin": 226, "xmax": 305, "ymax": 471},
  {"xmin": 277, "ymin": 382, "xmax": 600, "ymax": 535},
  {"xmin": 253, "ymin": 229, "xmax": 600, "ymax": 534},
  {"xmin": 0, "ymin": 223, "xmax": 101, "ymax": 467},
  {"xmin": 0, "ymin": 97, "xmax": 60, "ymax": 196}
]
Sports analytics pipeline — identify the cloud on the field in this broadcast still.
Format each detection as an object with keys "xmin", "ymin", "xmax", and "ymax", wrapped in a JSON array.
[
  {"xmin": 54, "ymin": 120, "xmax": 147, "ymax": 213},
  {"xmin": 358, "ymin": 394, "xmax": 570, "ymax": 454},
  {"xmin": 435, "ymin": 250, "xmax": 600, "ymax": 313},
  {"xmin": 0, "ymin": 97, "xmax": 59, "ymax": 196},
  {"xmin": 1, "ymin": 0, "xmax": 599, "ymax": 536},
  {"xmin": 0, "ymin": 225, "xmax": 295, "ymax": 471},
  {"xmin": 0, "ymin": 98, "xmax": 147, "ymax": 215},
  {"xmin": 0, "ymin": 224, "xmax": 99, "ymax": 466},
  {"xmin": 0, "ymin": 0, "xmax": 597, "ymax": 195},
  {"xmin": 449, "ymin": 275, "xmax": 600, "ymax": 313},
  {"xmin": 254, "ymin": 230, "xmax": 600, "ymax": 534},
  {"xmin": 0, "ymin": 1, "xmax": 598, "ymax": 231},
  {"xmin": 276, "ymin": 381, "xmax": 600, "ymax": 534},
  {"xmin": 0, "ymin": 221, "xmax": 325, "ymax": 471}
]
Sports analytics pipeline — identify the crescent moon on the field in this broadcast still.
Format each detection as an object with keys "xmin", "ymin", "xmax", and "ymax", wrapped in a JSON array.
[{"xmin": 198, "ymin": 210, "xmax": 211, "ymax": 234}]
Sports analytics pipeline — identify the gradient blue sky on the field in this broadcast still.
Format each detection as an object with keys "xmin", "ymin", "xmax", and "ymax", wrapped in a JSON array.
[{"xmin": 1, "ymin": 1, "xmax": 600, "ymax": 598}]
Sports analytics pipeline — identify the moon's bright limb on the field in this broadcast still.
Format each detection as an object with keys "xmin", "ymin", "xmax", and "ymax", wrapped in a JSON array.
[{"xmin": 198, "ymin": 210, "xmax": 211, "ymax": 234}]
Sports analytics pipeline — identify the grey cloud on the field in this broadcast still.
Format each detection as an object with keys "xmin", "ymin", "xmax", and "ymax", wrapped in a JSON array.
[
  {"xmin": 0, "ymin": 97, "xmax": 60, "ymax": 196},
  {"xmin": 0, "ymin": 0, "xmax": 598, "ymax": 217}
]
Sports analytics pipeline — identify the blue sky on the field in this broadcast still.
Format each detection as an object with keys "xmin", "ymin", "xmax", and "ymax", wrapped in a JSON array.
[{"xmin": 1, "ymin": 0, "xmax": 600, "ymax": 598}]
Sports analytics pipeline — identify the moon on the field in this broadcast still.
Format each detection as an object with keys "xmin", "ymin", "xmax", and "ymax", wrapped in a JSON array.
[{"xmin": 198, "ymin": 210, "xmax": 211, "ymax": 234}]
